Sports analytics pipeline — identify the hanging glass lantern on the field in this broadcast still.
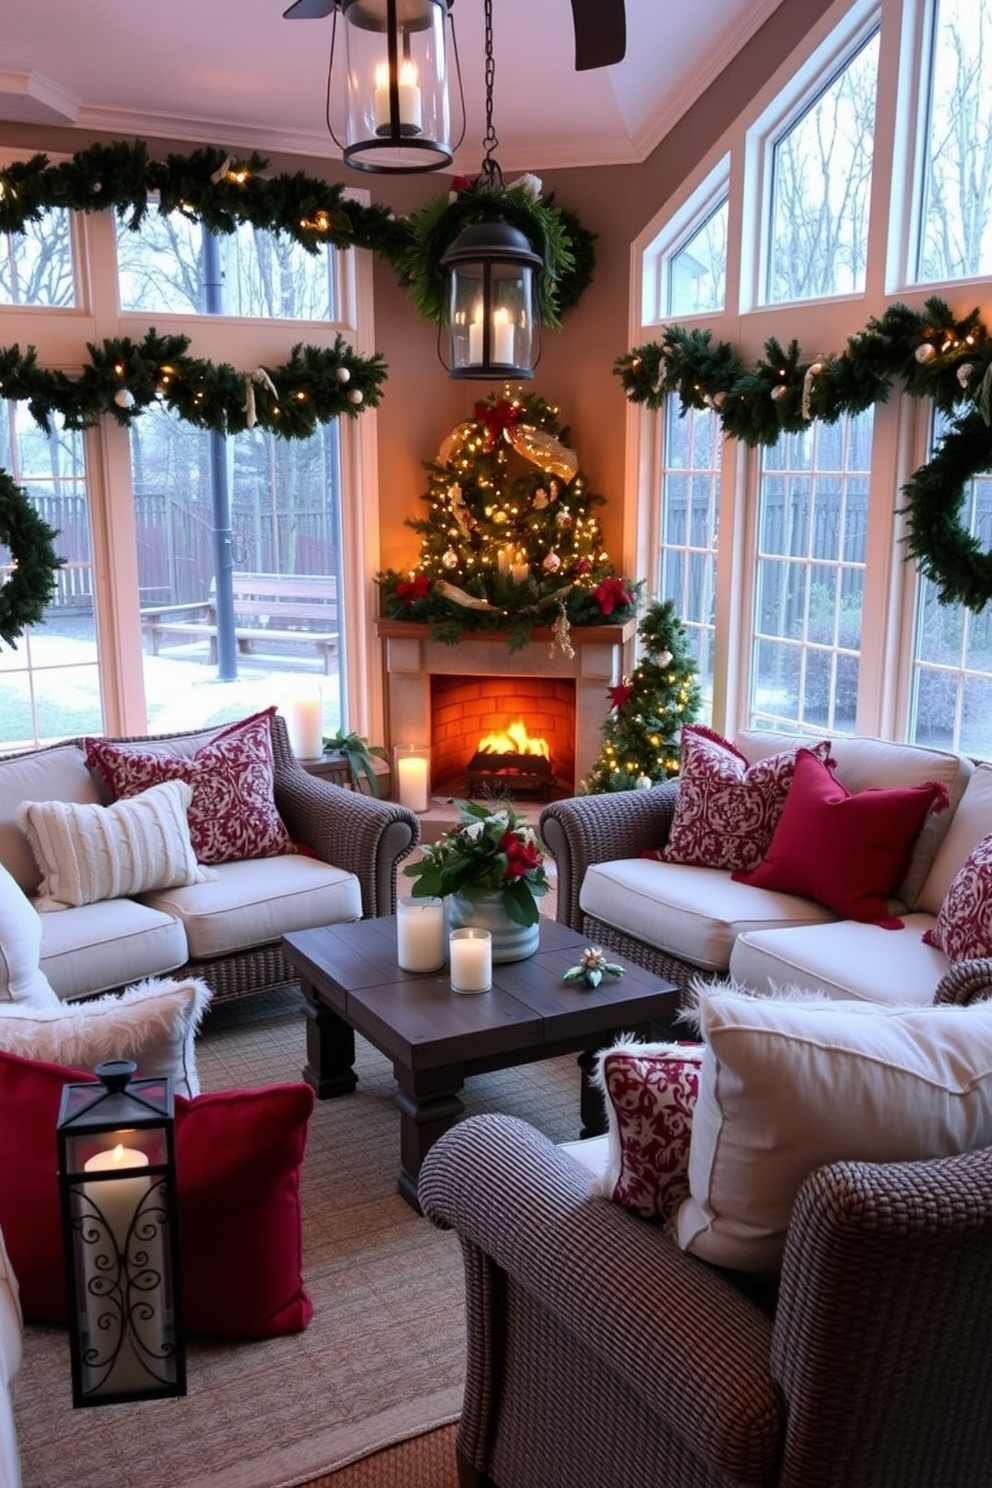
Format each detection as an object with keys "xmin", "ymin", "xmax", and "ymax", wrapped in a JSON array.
[
  {"xmin": 441, "ymin": 210, "xmax": 542, "ymax": 379},
  {"xmin": 57, "ymin": 1060, "xmax": 185, "ymax": 1407},
  {"xmin": 326, "ymin": 0, "xmax": 463, "ymax": 173}
]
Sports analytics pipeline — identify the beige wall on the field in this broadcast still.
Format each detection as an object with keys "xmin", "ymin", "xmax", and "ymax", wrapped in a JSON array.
[{"xmin": 0, "ymin": 0, "xmax": 834, "ymax": 581}]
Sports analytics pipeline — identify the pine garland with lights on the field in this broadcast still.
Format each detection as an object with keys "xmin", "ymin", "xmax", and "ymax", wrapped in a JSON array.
[
  {"xmin": 377, "ymin": 387, "xmax": 641, "ymax": 650},
  {"xmin": 583, "ymin": 599, "xmax": 701, "ymax": 793},
  {"xmin": 0, "ymin": 331, "xmax": 385, "ymax": 439},
  {"xmin": 614, "ymin": 295, "xmax": 992, "ymax": 611}
]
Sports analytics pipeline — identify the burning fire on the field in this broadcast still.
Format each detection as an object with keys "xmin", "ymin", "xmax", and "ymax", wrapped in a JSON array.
[{"xmin": 477, "ymin": 719, "xmax": 550, "ymax": 759}]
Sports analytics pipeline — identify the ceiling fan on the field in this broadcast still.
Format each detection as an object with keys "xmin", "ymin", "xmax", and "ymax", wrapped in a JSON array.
[{"xmin": 282, "ymin": 0, "xmax": 626, "ymax": 72}]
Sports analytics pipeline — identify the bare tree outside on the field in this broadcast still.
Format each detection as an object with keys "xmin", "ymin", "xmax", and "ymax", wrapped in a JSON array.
[{"xmin": 0, "ymin": 210, "xmax": 74, "ymax": 307}]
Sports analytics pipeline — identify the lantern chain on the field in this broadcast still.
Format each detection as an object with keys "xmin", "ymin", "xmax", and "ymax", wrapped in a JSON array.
[{"xmin": 480, "ymin": 0, "xmax": 503, "ymax": 187}]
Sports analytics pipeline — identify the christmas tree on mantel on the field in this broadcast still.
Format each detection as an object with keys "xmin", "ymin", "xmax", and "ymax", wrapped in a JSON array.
[
  {"xmin": 377, "ymin": 386, "xmax": 641, "ymax": 652},
  {"xmin": 583, "ymin": 599, "xmax": 702, "ymax": 792}
]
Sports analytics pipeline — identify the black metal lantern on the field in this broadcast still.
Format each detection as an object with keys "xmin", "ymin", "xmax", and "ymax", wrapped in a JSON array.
[
  {"xmin": 325, "ymin": 0, "xmax": 464, "ymax": 173},
  {"xmin": 439, "ymin": 0, "xmax": 542, "ymax": 380},
  {"xmin": 57, "ymin": 1060, "xmax": 185, "ymax": 1407}
]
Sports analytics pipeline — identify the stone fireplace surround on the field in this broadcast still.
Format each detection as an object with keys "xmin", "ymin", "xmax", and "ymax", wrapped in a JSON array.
[{"xmin": 377, "ymin": 619, "xmax": 636, "ymax": 799}]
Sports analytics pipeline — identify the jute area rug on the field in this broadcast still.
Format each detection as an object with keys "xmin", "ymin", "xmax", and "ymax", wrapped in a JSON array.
[{"xmin": 13, "ymin": 975, "xmax": 582, "ymax": 1488}]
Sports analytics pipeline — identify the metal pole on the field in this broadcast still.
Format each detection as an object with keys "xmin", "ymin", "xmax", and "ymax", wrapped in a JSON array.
[{"xmin": 201, "ymin": 230, "xmax": 238, "ymax": 681}]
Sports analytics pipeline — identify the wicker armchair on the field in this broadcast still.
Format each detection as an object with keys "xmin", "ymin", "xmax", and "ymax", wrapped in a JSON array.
[{"xmin": 420, "ymin": 1113, "xmax": 992, "ymax": 1488}]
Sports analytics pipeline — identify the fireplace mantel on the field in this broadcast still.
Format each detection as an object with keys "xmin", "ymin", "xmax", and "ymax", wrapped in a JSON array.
[{"xmin": 376, "ymin": 617, "xmax": 636, "ymax": 791}]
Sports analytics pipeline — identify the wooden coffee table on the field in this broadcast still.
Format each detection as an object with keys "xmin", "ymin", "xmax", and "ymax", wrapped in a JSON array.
[{"xmin": 282, "ymin": 917, "xmax": 679, "ymax": 1210}]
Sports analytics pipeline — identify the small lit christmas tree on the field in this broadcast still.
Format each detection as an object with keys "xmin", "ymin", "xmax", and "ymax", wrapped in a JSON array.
[
  {"xmin": 377, "ymin": 386, "xmax": 639, "ymax": 649},
  {"xmin": 583, "ymin": 599, "xmax": 702, "ymax": 793}
]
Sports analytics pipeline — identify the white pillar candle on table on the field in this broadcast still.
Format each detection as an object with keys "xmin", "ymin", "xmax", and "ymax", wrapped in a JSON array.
[
  {"xmin": 397, "ymin": 896, "xmax": 445, "ymax": 972},
  {"xmin": 81, "ymin": 1145, "xmax": 164, "ymax": 1394},
  {"xmin": 396, "ymin": 753, "xmax": 430, "ymax": 812},
  {"xmin": 450, "ymin": 928, "xmax": 492, "ymax": 993},
  {"xmin": 287, "ymin": 692, "xmax": 323, "ymax": 759}
]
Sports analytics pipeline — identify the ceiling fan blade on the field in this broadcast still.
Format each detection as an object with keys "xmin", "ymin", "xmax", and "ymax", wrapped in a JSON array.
[
  {"xmin": 570, "ymin": 0, "xmax": 626, "ymax": 70},
  {"xmin": 283, "ymin": 0, "xmax": 336, "ymax": 18}
]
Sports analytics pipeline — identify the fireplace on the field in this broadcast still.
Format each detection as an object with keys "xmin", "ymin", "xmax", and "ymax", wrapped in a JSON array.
[
  {"xmin": 377, "ymin": 618, "xmax": 636, "ymax": 800},
  {"xmin": 432, "ymin": 675, "xmax": 574, "ymax": 796}
]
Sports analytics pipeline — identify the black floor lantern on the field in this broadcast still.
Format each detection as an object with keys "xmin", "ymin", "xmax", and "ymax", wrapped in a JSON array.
[
  {"xmin": 57, "ymin": 1060, "xmax": 185, "ymax": 1407},
  {"xmin": 439, "ymin": 0, "xmax": 542, "ymax": 380}
]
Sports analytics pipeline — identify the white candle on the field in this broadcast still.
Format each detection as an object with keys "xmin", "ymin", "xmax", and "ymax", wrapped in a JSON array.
[
  {"xmin": 397, "ymin": 896, "xmax": 445, "ymax": 972},
  {"xmin": 373, "ymin": 59, "xmax": 422, "ymax": 133},
  {"xmin": 493, "ymin": 307, "xmax": 514, "ymax": 365},
  {"xmin": 450, "ymin": 928, "xmax": 492, "ymax": 993},
  {"xmin": 396, "ymin": 753, "xmax": 430, "ymax": 812},
  {"xmin": 287, "ymin": 693, "xmax": 323, "ymax": 759},
  {"xmin": 468, "ymin": 315, "xmax": 483, "ymax": 365},
  {"xmin": 497, "ymin": 546, "xmax": 513, "ymax": 574},
  {"xmin": 81, "ymin": 1144, "xmax": 163, "ymax": 1394},
  {"xmin": 510, "ymin": 558, "xmax": 530, "ymax": 583}
]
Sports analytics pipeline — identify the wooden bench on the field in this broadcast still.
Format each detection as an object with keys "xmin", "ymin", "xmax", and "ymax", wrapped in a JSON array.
[{"xmin": 141, "ymin": 572, "xmax": 339, "ymax": 673}]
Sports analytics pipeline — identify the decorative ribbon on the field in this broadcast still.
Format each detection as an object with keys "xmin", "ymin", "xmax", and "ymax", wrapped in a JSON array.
[{"xmin": 243, "ymin": 366, "xmax": 278, "ymax": 429}]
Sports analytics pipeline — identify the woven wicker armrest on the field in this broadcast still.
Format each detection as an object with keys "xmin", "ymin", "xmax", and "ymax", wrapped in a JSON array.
[
  {"xmin": 932, "ymin": 958, "xmax": 992, "ymax": 1005},
  {"xmin": 270, "ymin": 718, "xmax": 419, "ymax": 918},
  {"xmin": 419, "ymin": 1114, "xmax": 780, "ymax": 1481},
  {"xmin": 540, "ymin": 783, "xmax": 679, "ymax": 928}
]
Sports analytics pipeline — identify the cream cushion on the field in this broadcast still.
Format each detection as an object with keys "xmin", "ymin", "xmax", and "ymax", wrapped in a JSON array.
[
  {"xmin": 141, "ymin": 854, "xmax": 362, "ymax": 960},
  {"xmin": 728, "ymin": 913, "xmax": 948, "ymax": 1005},
  {"xmin": 0, "ymin": 1227, "xmax": 21, "ymax": 1488},
  {"xmin": 0, "ymin": 863, "xmax": 58, "ymax": 1007},
  {"xmin": 677, "ymin": 981, "xmax": 992, "ymax": 1273},
  {"xmin": 917, "ymin": 762, "xmax": 992, "ymax": 916},
  {"xmin": 39, "ymin": 899, "xmax": 188, "ymax": 1002},
  {"xmin": 18, "ymin": 780, "xmax": 212, "ymax": 911},
  {"xmin": 0, "ymin": 744, "xmax": 98, "ymax": 895},
  {"xmin": 579, "ymin": 857, "xmax": 836, "ymax": 972},
  {"xmin": 0, "ymin": 976, "xmax": 212, "ymax": 1098}
]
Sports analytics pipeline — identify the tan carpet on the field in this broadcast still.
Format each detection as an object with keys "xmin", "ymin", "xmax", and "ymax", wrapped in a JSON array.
[{"xmin": 13, "ymin": 975, "xmax": 581, "ymax": 1488}]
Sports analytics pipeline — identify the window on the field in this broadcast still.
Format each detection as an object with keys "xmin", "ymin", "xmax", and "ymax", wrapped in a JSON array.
[
  {"xmin": 750, "ymin": 413, "xmax": 870, "ymax": 734},
  {"xmin": 765, "ymin": 29, "xmax": 879, "ymax": 303},
  {"xmin": 636, "ymin": 0, "xmax": 992, "ymax": 755},
  {"xmin": 0, "ymin": 212, "xmax": 74, "ymax": 308},
  {"xmin": 915, "ymin": 0, "xmax": 992, "ymax": 283},
  {"xmin": 668, "ymin": 202, "xmax": 728, "ymax": 319},
  {"xmin": 656, "ymin": 401, "xmax": 720, "ymax": 715}
]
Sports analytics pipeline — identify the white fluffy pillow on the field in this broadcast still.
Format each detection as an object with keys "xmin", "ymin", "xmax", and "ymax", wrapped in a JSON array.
[
  {"xmin": 18, "ymin": 781, "xmax": 213, "ymax": 911},
  {"xmin": 0, "ymin": 976, "xmax": 212, "ymax": 1098},
  {"xmin": 0, "ymin": 862, "xmax": 58, "ymax": 1006},
  {"xmin": 677, "ymin": 979, "xmax": 992, "ymax": 1273}
]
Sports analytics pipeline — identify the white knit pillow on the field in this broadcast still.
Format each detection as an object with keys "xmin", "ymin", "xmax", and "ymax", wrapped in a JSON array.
[
  {"xmin": 18, "ymin": 781, "xmax": 213, "ymax": 911},
  {"xmin": 0, "ymin": 976, "xmax": 213, "ymax": 1098}
]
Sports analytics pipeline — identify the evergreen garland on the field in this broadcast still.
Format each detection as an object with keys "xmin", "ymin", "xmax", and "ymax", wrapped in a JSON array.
[
  {"xmin": 583, "ymin": 599, "xmax": 702, "ymax": 793},
  {"xmin": 615, "ymin": 295, "xmax": 992, "ymax": 611},
  {"xmin": 0, "ymin": 331, "xmax": 386, "ymax": 439},
  {"xmin": 0, "ymin": 472, "xmax": 65, "ymax": 647}
]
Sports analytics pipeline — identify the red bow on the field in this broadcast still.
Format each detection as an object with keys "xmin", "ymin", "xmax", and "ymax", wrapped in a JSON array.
[{"xmin": 474, "ymin": 398, "xmax": 521, "ymax": 452}]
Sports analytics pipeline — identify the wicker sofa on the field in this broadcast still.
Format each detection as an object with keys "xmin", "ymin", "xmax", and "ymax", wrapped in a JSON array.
[
  {"xmin": 540, "ymin": 730, "xmax": 992, "ymax": 1011},
  {"xmin": 0, "ymin": 711, "xmax": 419, "ymax": 1006}
]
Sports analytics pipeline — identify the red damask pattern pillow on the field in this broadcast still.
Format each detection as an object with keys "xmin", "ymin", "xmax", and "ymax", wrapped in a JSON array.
[
  {"xmin": 593, "ymin": 1040, "xmax": 704, "ymax": 1223},
  {"xmin": 924, "ymin": 834, "xmax": 992, "ymax": 961},
  {"xmin": 661, "ymin": 726, "xmax": 832, "ymax": 873},
  {"xmin": 85, "ymin": 708, "xmax": 295, "ymax": 865}
]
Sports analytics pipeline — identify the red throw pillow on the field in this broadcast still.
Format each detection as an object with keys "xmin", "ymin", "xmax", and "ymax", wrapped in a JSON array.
[
  {"xmin": 660, "ymin": 726, "xmax": 833, "ymax": 873},
  {"xmin": 733, "ymin": 749, "xmax": 949, "ymax": 928},
  {"xmin": 593, "ymin": 1041, "xmax": 704, "ymax": 1222},
  {"xmin": 924, "ymin": 834, "xmax": 992, "ymax": 961},
  {"xmin": 85, "ymin": 708, "xmax": 295, "ymax": 865},
  {"xmin": 0, "ymin": 1048, "xmax": 314, "ymax": 1338}
]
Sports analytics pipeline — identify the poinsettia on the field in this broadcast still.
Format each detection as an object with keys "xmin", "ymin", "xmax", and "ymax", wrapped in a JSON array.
[
  {"xmin": 395, "ymin": 573, "xmax": 430, "ymax": 603},
  {"xmin": 404, "ymin": 799, "xmax": 549, "ymax": 926}
]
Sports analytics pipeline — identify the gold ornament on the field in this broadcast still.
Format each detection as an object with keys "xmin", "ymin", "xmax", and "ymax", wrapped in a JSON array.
[
  {"xmin": 549, "ymin": 599, "xmax": 574, "ymax": 660},
  {"xmin": 442, "ymin": 548, "xmax": 459, "ymax": 568}
]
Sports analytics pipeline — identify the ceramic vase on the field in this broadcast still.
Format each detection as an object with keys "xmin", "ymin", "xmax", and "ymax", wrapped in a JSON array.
[{"xmin": 448, "ymin": 890, "xmax": 540, "ymax": 963}]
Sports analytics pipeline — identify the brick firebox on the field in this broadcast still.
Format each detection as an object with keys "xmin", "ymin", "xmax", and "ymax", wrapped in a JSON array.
[
  {"xmin": 376, "ymin": 618, "xmax": 636, "ymax": 799},
  {"xmin": 431, "ymin": 675, "xmax": 576, "ymax": 794}
]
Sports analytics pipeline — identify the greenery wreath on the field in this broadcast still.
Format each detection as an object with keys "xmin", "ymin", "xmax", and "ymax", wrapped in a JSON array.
[
  {"xmin": 614, "ymin": 295, "xmax": 992, "ymax": 612},
  {"xmin": 395, "ymin": 177, "xmax": 596, "ymax": 331},
  {"xmin": 0, "ymin": 472, "xmax": 65, "ymax": 648}
]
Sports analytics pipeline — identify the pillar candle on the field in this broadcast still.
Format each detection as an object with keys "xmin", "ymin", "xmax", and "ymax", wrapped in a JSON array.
[
  {"xmin": 493, "ymin": 308, "xmax": 514, "ymax": 365},
  {"xmin": 287, "ymin": 693, "xmax": 323, "ymax": 759},
  {"xmin": 450, "ymin": 928, "xmax": 492, "ymax": 993},
  {"xmin": 397, "ymin": 896, "xmax": 445, "ymax": 972},
  {"xmin": 396, "ymin": 753, "xmax": 430, "ymax": 812},
  {"xmin": 374, "ymin": 60, "xmax": 422, "ymax": 133},
  {"xmin": 468, "ymin": 316, "xmax": 483, "ymax": 365}
]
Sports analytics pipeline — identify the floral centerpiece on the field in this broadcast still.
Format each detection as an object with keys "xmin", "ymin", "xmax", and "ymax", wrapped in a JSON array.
[{"xmin": 404, "ymin": 800, "xmax": 549, "ymax": 929}]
